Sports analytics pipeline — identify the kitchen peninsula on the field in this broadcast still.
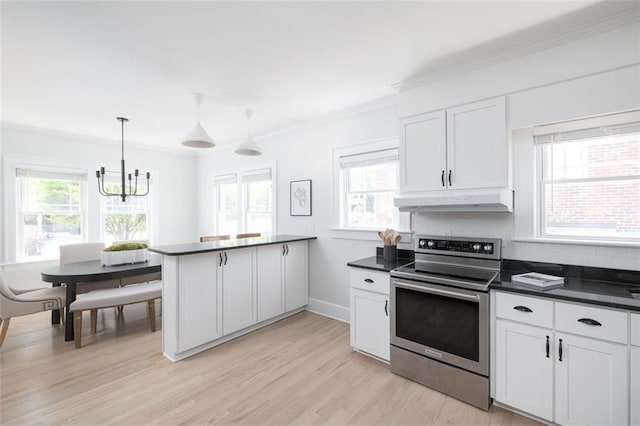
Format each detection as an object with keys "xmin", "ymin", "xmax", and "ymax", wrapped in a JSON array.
[{"xmin": 150, "ymin": 235, "xmax": 316, "ymax": 361}]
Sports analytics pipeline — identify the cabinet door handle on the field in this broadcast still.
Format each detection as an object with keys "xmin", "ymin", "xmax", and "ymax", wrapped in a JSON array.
[
  {"xmin": 545, "ymin": 335, "xmax": 550, "ymax": 358},
  {"xmin": 224, "ymin": 252, "xmax": 228, "ymax": 266},
  {"xmin": 385, "ymin": 300, "xmax": 388, "ymax": 316},
  {"xmin": 219, "ymin": 253, "xmax": 223, "ymax": 267},
  {"xmin": 282, "ymin": 245, "xmax": 286, "ymax": 256},
  {"xmin": 578, "ymin": 318, "xmax": 602, "ymax": 327},
  {"xmin": 513, "ymin": 305, "xmax": 533, "ymax": 313},
  {"xmin": 558, "ymin": 338, "xmax": 563, "ymax": 362},
  {"xmin": 285, "ymin": 244, "xmax": 289, "ymax": 255},
  {"xmin": 364, "ymin": 278, "xmax": 374, "ymax": 284},
  {"xmin": 441, "ymin": 170, "xmax": 445, "ymax": 187},
  {"xmin": 448, "ymin": 170, "xmax": 452, "ymax": 186}
]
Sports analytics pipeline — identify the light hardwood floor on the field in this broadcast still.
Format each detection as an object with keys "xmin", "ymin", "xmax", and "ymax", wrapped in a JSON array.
[{"xmin": 0, "ymin": 306, "xmax": 539, "ymax": 425}]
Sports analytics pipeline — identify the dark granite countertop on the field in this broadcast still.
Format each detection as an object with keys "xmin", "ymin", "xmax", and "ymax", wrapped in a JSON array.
[
  {"xmin": 492, "ymin": 259, "xmax": 640, "ymax": 312},
  {"xmin": 149, "ymin": 235, "xmax": 316, "ymax": 256},
  {"xmin": 347, "ymin": 248, "xmax": 415, "ymax": 272}
]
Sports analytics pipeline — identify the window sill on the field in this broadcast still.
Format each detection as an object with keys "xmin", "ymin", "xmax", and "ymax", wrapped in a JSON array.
[
  {"xmin": 330, "ymin": 227, "xmax": 413, "ymax": 243},
  {"xmin": 511, "ymin": 237, "xmax": 640, "ymax": 249}
]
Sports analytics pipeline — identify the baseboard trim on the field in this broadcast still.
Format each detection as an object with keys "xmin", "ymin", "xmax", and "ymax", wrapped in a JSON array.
[{"xmin": 306, "ymin": 298, "xmax": 350, "ymax": 323}]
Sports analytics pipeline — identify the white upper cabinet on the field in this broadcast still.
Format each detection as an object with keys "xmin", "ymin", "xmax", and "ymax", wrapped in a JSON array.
[
  {"xmin": 398, "ymin": 97, "xmax": 508, "ymax": 194},
  {"xmin": 446, "ymin": 97, "xmax": 507, "ymax": 190},
  {"xmin": 399, "ymin": 110, "xmax": 446, "ymax": 192}
]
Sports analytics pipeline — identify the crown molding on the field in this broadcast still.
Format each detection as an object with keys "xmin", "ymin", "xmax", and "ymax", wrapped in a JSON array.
[
  {"xmin": 1, "ymin": 121, "xmax": 198, "ymax": 156},
  {"xmin": 256, "ymin": 94, "xmax": 397, "ymax": 142},
  {"xmin": 392, "ymin": 2, "xmax": 640, "ymax": 93}
]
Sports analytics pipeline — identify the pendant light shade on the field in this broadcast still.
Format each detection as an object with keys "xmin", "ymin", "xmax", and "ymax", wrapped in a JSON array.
[
  {"xmin": 181, "ymin": 93, "xmax": 215, "ymax": 148},
  {"xmin": 235, "ymin": 109, "xmax": 262, "ymax": 156}
]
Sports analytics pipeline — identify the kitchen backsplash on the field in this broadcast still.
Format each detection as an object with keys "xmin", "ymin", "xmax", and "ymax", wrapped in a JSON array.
[{"xmin": 412, "ymin": 212, "xmax": 640, "ymax": 271}]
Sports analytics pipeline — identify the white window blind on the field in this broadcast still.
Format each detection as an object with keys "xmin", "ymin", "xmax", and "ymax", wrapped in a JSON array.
[
  {"xmin": 241, "ymin": 168, "xmax": 271, "ymax": 183},
  {"xmin": 16, "ymin": 166, "xmax": 86, "ymax": 182},
  {"xmin": 214, "ymin": 173, "xmax": 237, "ymax": 186},
  {"xmin": 534, "ymin": 122, "xmax": 640, "ymax": 145},
  {"xmin": 339, "ymin": 148, "xmax": 399, "ymax": 169}
]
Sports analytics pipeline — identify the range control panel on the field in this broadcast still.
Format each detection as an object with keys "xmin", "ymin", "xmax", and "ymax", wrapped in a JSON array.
[{"xmin": 415, "ymin": 236, "xmax": 501, "ymax": 260}]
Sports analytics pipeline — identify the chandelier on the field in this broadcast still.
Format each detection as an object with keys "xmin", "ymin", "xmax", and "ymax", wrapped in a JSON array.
[{"xmin": 96, "ymin": 117, "xmax": 150, "ymax": 202}]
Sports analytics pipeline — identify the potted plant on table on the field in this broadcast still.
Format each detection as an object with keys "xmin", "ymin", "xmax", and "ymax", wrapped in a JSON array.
[{"xmin": 102, "ymin": 242, "xmax": 149, "ymax": 266}]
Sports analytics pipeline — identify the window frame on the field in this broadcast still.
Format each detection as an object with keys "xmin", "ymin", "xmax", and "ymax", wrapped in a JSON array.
[
  {"xmin": 213, "ymin": 164, "xmax": 276, "ymax": 237},
  {"xmin": 332, "ymin": 138, "xmax": 411, "ymax": 241},
  {"xmin": 98, "ymin": 174, "xmax": 154, "ymax": 246},
  {"xmin": 6, "ymin": 159, "xmax": 89, "ymax": 262},
  {"xmin": 513, "ymin": 110, "xmax": 640, "ymax": 248}
]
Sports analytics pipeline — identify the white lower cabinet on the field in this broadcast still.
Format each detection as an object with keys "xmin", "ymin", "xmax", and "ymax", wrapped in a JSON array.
[
  {"xmin": 256, "ymin": 244, "xmax": 284, "ymax": 322},
  {"xmin": 349, "ymin": 268, "xmax": 390, "ymax": 362},
  {"xmin": 555, "ymin": 332, "xmax": 628, "ymax": 426},
  {"xmin": 630, "ymin": 313, "xmax": 640, "ymax": 426},
  {"xmin": 284, "ymin": 241, "xmax": 308, "ymax": 311},
  {"xmin": 495, "ymin": 319, "xmax": 553, "ymax": 421},
  {"xmin": 176, "ymin": 252, "xmax": 222, "ymax": 352},
  {"xmin": 631, "ymin": 347, "xmax": 640, "ymax": 426},
  {"xmin": 162, "ymin": 240, "xmax": 310, "ymax": 361},
  {"xmin": 494, "ymin": 291, "xmax": 633, "ymax": 425},
  {"xmin": 222, "ymin": 248, "xmax": 256, "ymax": 335},
  {"xmin": 350, "ymin": 288, "xmax": 390, "ymax": 361}
]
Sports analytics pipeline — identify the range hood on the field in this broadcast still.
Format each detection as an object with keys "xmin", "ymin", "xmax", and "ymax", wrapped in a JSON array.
[{"xmin": 394, "ymin": 189, "xmax": 513, "ymax": 213}]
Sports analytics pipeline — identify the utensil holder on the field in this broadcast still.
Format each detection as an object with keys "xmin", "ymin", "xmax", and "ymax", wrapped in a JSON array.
[{"xmin": 383, "ymin": 245, "xmax": 397, "ymax": 261}]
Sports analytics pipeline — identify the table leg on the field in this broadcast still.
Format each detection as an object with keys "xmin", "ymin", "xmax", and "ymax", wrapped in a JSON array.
[
  {"xmin": 64, "ymin": 279, "xmax": 76, "ymax": 341},
  {"xmin": 51, "ymin": 281, "xmax": 61, "ymax": 325}
]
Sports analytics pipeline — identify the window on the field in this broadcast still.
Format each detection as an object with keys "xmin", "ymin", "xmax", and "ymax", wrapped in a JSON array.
[
  {"xmin": 334, "ymin": 140, "xmax": 407, "ymax": 231},
  {"xmin": 16, "ymin": 167, "xmax": 86, "ymax": 260},
  {"xmin": 101, "ymin": 177, "xmax": 150, "ymax": 245},
  {"xmin": 534, "ymin": 114, "xmax": 640, "ymax": 242},
  {"xmin": 214, "ymin": 168, "xmax": 274, "ymax": 235}
]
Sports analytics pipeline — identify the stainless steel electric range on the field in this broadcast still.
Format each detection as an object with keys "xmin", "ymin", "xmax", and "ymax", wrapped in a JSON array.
[{"xmin": 389, "ymin": 235, "xmax": 501, "ymax": 411}]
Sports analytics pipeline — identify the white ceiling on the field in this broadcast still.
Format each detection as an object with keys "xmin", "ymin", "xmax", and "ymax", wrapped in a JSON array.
[{"xmin": 1, "ymin": 1, "xmax": 608, "ymax": 151}]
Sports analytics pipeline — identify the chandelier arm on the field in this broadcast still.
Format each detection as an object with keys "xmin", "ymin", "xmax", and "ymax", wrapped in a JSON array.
[{"xmin": 132, "ymin": 174, "xmax": 138, "ymax": 196}]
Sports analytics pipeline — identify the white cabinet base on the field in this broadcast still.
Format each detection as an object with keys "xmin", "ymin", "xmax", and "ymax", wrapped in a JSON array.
[{"xmin": 164, "ymin": 308, "xmax": 305, "ymax": 362}]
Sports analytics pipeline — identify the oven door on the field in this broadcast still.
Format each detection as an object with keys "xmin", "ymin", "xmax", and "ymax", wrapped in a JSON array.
[{"xmin": 391, "ymin": 278, "xmax": 489, "ymax": 376}]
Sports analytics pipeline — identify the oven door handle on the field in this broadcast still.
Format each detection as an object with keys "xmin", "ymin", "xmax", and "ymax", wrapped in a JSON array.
[{"xmin": 393, "ymin": 280, "xmax": 480, "ymax": 302}]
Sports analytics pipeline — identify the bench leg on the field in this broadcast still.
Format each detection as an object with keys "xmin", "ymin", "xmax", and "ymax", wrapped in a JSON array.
[
  {"xmin": 148, "ymin": 300, "xmax": 156, "ymax": 332},
  {"xmin": 73, "ymin": 312, "xmax": 82, "ymax": 349},
  {"xmin": 90, "ymin": 309, "xmax": 98, "ymax": 334},
  {"xmin": 0, "ymin": 318, "xmax": 11, "ymax": 349}
]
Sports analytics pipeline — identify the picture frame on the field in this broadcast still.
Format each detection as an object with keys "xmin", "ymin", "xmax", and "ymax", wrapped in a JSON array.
[{"xmin": 290, "ymin": 179, "xmax": 312, "ymax": 216}]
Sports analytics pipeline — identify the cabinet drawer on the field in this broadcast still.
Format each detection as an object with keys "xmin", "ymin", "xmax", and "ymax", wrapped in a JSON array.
[
  {"xmin": 555, "ymin": 302, "xmax": 627, "ymax": 344},
  {"xmin": 349, "ymin": 268, "xmax": 389, "ymax": 294},
  {"xmin": 495, "ymin": 292, "xmax": 553, "ymax": 328},
  {"xmin": 631, "ymin": 313, "xmax": 640, "ymax": 347}
]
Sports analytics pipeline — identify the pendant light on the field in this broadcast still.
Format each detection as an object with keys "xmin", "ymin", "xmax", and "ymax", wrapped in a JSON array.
[
  {"xmin": 235, "ymin": 109, "xmax": 262, "ymax": 156},
  {"xmin": 96, "ymin": 117, "xmax": 150, "ymax": 202},
  {"xmin": 181, "ymin": 93, "xmax": 215, "ymax": 148}
]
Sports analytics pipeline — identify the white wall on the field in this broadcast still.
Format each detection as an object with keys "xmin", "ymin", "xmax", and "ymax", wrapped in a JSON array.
[
  {"xmin": 1, "ymin": 124, "xmax": 199, "ymax": 288},
  {"xmin": 410, "ymin": 23, "xmax": 640, "ymax": 271},
  {"xmin": 199, "ymin": 22, "xmax": 640, "ymax": 318},
  {"xmin": 197, "ymin": 103, "xmax": 402, "ymax": 320}
]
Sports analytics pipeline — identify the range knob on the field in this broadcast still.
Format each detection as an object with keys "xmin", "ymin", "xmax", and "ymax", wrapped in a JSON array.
[
  {"xmin": 427, "ymin": 240, "xmax": 436, "ymax": 248},
  {"xmin": 483, "ymin": 244, "xmax": 493, "ymax": 252},
  {"xmin": 419, "ymin": 240, "xmax": 427, "ymax": 248},
  {"xmin": 472, "ymin": 243, "xmax": 481, "ymax": 251}
]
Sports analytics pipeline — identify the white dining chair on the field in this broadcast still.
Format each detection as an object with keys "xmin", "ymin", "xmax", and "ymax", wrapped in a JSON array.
[
  {"xmin": 0, "ymin": 271, "xmax": 66, "ymax": 348},
  {"xmin": 59, "ymin": 242, "xmax": 120, "ymax": 291}
]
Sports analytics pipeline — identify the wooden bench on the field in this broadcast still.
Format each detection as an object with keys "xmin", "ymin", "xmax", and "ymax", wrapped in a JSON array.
[{"xmin": 69, "ymin": 281, "xmax": 162, "ymax": 348}]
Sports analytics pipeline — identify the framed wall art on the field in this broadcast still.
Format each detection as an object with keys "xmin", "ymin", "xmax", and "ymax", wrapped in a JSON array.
[{"xmin": 290, "ymin": 179, "xmax": 312, "ymax": 216}]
